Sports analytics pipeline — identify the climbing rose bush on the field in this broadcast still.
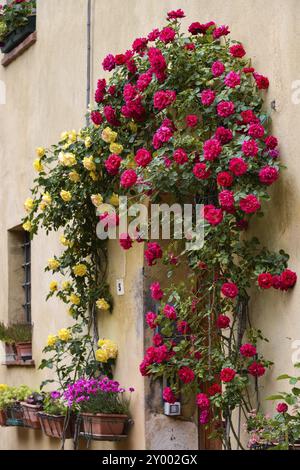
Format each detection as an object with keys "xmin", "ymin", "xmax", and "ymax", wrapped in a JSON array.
[{"xmin": 23, "ymin": 8, "xmax": 297, "ymax": 449}]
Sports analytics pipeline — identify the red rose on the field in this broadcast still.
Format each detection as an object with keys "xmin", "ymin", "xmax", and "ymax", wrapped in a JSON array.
[
  {"xmin": 215, "ymin": 127, "xmax": 233, "ymax": 144},
  {"xmin": 173, "ymin": 148, "xmax": 188, "ymax": 165},
  {"xmin": 219, "ymin": 190, "xmax": 235, "ymax": 212},
  {"xmin": 167, "ymin": 9, "xmax": 185, "ymax": 20},
  {"xmin": 159, "ymin": 27, "xmax": 176, "ymax": 44},
  {"xmin": 186, "ymin": 114, "xmax": 198, "ymax": 128},
  {"xmin": 265, "ymin": 135, "xmax": 278, "ymax": 149},
  {"xmin": 91, "ymin": 111, "xmax": 103, "ymax": 125},
  {"xmin": 105, "ymin": 154, "xmax": 122, "ymax": 175},
  {"xmin": 201, "ymin": 89, "xmax": 216, "ymax": 106},
  {"xmin": 213, "ymin": 25, "xmax": 230, "ymax": 39},
  {"xmin": 280, "ymin": 269, "xmax": 297, "ymax": 290},
  {"xmin": 135, "ymin": 148, "xmax": 152, "ymax": 167},
  {"xmin": 220, "ymin": 368, "xmax": 236, "ymax": 382},
  {"xmin": 150, "ymin": 282, "xmax": 164, "ymax": 300},
  {"xmin": 229, "ymin": 44, "xmax": 246, "ymax": 58},
  {"xmin": 239, "ymin": 194, "xmax": 261, "ymax": 214},
  {"xmin": 248, "ymin": 123, "xmax": 265, "ymax": 139},
  {"xmin": 258, "ymin": 273, "xmax": 273, "ymax": 289},
  {"xmin": 240, "ymin": 110, "xmax": 259, "ymax": 125},
  {"xmin": 248, "ymin": 361, "xmax": 266, "ymax": 377},
  {"xmin": 196, "ymin": 393, "xmax": 210, "ymax": 409},
  {"xmin": 137, "ymin": 71, "xmax": 153, "ymax": 91},
  {"xmin": 272, "ymin": 274, "xmax": 282, "ymax": 290},
  {"xmin": 193, "ymin": 163, "xmax": 211, "ymax": 180},
  {"xmin": 102, "ymin": 54, "xmax": 116, "ymax": 71},
  {"xmin": 216, "ymin": 315, "xmax": 231, "ymax": 329},
  {"xmin": 242, "ymin": 139, "xmax": 259, "ymax": 157},
  {"xmin": 203, "ymin": 138, "xmax": 222, "ymax": 161},
  {"xmin": 217, "ymin": 101, "xmax": 235, "ymax": 118},
  {"xmin": 104, "ymin": 106, "xmax": 121, "ymax": 127},
  {"xmin": 120, "ymin": 169, "xmax": 138, "ymax": 188},
  {"xmin": 153, "ymin": 90, "xmax": 176, "ymax": 110},
  {"xmin": 203, "ymin": 205, "xmax": 223, "ymax": 226},
  {"xmin": 145, "ymin": 242, "xmax": 163, "ymax": 266},
  {"xmin": 145, "ymin": 312, "xmax": 157, "ymax": 329},
  {"xmin": 229, "ymin": 157, "xmax": 248, "ymax": 176},
  {"xmin": 163, "ymin": 304, "xmax": 177, "ymax": 320},
  {"xmin": 276, "ymin": 403, "xmax": 288, "ymax": 414},
  {"xmin": 253, "ymin": 72, "xmax": 269, "ymax": 90},
  {"xmin": 221, "ymin": 282, "xmax": 239, "ymax": 298},
  {"xmin": 152, "ymin": 333, "xmax": 163, "ymax": 347},
  {"xmin": 224, "ymin": 71, "xmax": 241, "ymax": 88},
  {"xmin": 259, "ymin": 166, "xmax": 279, "ymax": 185},
  {"xmin": 178, "ymin": 366, "xmax": 195, "ymax": 384},
  {"xmin": 132, "ymin": 37, "xmax": 148, "ymax": 53},
  {"xmin": 177, "ymin": 321, "xmax": 190, "ymax": 335},
  {"xmin": 163, "ymin": 387, "xmax": 177, "ymax": 404},
  {"xmin": 119, "ymin": 233, "xmax": 133, "ymax": 250},
  {"xmin": 211, "ymin": 61, "xmax": 225, "ymax": 77},
  {"xmin": 217, "ymin": 171, "xmax": 233, "ymax": 187},
  {"xmin": 208, "ymin": 384, "xmax": 222, "ymax": 397},
  {"xmin": 240, "ymin": 343, "xmax": 257, "ymax": 357}
]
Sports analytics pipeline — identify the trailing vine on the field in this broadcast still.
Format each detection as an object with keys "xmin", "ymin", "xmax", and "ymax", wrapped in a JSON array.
[{"xmin": 23, "ymin": 8, "xmax": 297, "ymax": 448}]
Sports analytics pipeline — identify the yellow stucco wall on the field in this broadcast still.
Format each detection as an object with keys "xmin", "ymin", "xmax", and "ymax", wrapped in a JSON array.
[{"xmin": 0, "ymin": 0, "xmax": 300, "ymax": 450}]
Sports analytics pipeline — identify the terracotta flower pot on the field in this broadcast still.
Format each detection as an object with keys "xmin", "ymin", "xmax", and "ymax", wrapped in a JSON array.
[
  {"xmin": 38, "ymin": 413, "xmax": 74, "ymax": 439},
  {"xmin": 16, "ymin": 342, "xmax": 32, "ymax": 361},
  {"xmin": 21, "ymin": 403, "xmax": 42, "ymax": 429},
  {"xmin": 81, "ymin": 413, "xmax": 128, "ymax": 437},
  {"xmin": 5, "ymin": 343, "xmax": 16, "ymax": 362},
  {"xmin": 0, "ymin": 410, "xmax": 7, "ymax": 427}
]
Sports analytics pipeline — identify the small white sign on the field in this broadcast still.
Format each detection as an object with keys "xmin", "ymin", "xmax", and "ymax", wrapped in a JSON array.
[
  {"xmin": 164, "ymin": 402, "xmax": 181, "ymax": 416},
  {"xmin": 116, "ymin": 279, "xmax": 125, "ymax": 296}
]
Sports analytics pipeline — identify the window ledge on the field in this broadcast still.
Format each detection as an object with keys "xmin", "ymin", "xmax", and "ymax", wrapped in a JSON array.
[
  {"xmin": 2, "ymin": 360, "xmax": 35, "ymax": 367},
  {"xmin": 1, "ymin": 31, "xmax": 37, "ymax": 67}
]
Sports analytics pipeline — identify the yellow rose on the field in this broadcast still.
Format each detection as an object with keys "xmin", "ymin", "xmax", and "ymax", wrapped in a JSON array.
[
  {"xmin": 69, "ymin": 293, "xmax": 80, "ymax": 305},
  {"xmin": 60, "ymin": 235, "xmax": 69, "ymax": 247},
  {"xmin": 39, "ymin": 202, "xmax": 47, "ymax": 211},
  {"xmin": 109, "ymin": 143, "xmax": 123, "ymax": 155},
  {"xmin": 62, "ymin": 281, "xmax": 71, "ymax": 290},
  {"xmin": 72, "ymin": 264, "xmax": 87, "ymax": 277},
  {"xmin": 96, "ymin": 298, "xmax": 110, "ymax": 311},
  {"xmin": 22, "ymin": 221, "xmax": 32, "ymax": 232},
  {"xmin": 97, "ymin": 339, "xmax": 118, "ymax": 361},
  {"xmin": 91, "ymin": 194, "xmax": 103, "ymax": 207},
  {"xmin": 24, "ymin": 198, "xmax": 34, "ymax": 213},
  {"xmin": 60, "ymin": 131, "xmax": 69, "ymax": 141},
  {"xmin": 60, "ymin": 190, "xmax": 72, "ymax": 202},
  {"xmin": 48, "ymin": 258, "xmax": 60, "ymax": 271},
  {"xmin": 0, "ymin": 384, "xmax": 8, "ymax": 392},
  {"xmin": 68, "ymin": 130, "xmax": 77, "ymax": 143},
  {"xmin": 47, "ymin": 335, "xmax": 57, "ymax": 347},
  {"xmin": 101, "ymin": 127, "xmax": 117, "ymax": 143},
  {"xmin": 58, "ymin": 152, "xmax": 77, "ymax": 167},
  {"xmin": 109, "ymin": 193, "xmax": 119, "ymax": 207},
  {"xmin": 58, "ymin": 328, "xmax": 72, "ymax": 342},
  {"xmin": 95, "ymin": 348, "xmax": 109, "ymax": 363},
  {"xmin": 83, "ymin": 156, "xmax": 96, "ymax": 171},
  {"xmin": 36, "ymin": 147, "xmax": 46, "ymax": 158},
  {"xmin": 42, "ymin": 192, "xmax": 52, "ymax": 205},
  {"xmin": 49, "ymin": 281, "xmax": 58, "ymax": 292},
  {"xmin": 89, "ymin": 171, "xmax": 99, "ymax": 181},
  {"xmin": 85, "ymin": 137, "xmax": 92, "ymax": 148},
  {"xmin": 33, "ymin": 159, "xmax": 44, "ymax": 172},
  {"xmin": 69, "ymin": 170, "xmax": 80, "ymax": 182}
]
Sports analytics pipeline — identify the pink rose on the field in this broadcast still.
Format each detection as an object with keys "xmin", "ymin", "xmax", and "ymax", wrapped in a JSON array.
[
  {"xmin": 217, "ymin": 101, "xmax": 235, "ymax": 118},
  {"xmin": 211, "ymin": 61, "xmax": 225, "ymax": 77},
  {"xmin": 105, "ymin": 154, "xmax": 122, "ymax": 175},
  {"xmin": 120, "ymin": 169, "xmax": 138, "ymax": 188},
  {"xmin": 193, "ymin": 163, "xmax": 211, "ymax": 180},
  {"xmin": 229, "ymin": 44, "xmax": 246, "ymax": 58},
  {"xmin": 203, "ymin": 205, "xmax": 223, "ymax": 226},
  {"xmin": 259, "ymin": 166, "xmax": 279, "ymax": 185},
  {"xmin": 201, "ymin": 89, "xmax": 216, "ymax": 106},
  {"xmin": 239, "ymin": 194, "xmax": 261, "ymax": 214},
  {"xmin": 150, "ymin": 282, "xmax": 164, "ymax": 300},
  {"xmin": 229, "ymin": 157, "xmax": 248, "ymax": 176},
  {"xmin": 173, "ymin": 148, "xmax": 188, "ymax": 165},
  {"xmin": 203, "ymin": 138, "xmax": 222, "ymax": 161},
  {"xmin": 135, "ymin": 149, "xmax": 152, "ymax": 167},
  {"xmin": 224, "ymin": 71, "xmax": 241, "ymax": 88}
]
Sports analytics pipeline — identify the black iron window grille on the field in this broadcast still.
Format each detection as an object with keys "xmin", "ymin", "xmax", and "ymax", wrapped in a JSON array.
[{"xmin": 22, "ymin": 232, "xmax": 31, "ymax": 323}]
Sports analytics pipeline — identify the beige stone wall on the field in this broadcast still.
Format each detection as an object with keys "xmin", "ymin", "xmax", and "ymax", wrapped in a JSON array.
[{"xmin": 0, "ymin": 0, "xmax": 300, "ymax": 450}]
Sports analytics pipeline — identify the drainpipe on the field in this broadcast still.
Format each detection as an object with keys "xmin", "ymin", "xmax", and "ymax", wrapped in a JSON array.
[{"xmin": 86, "ymin": 0, "xmax": 92, "ymax": 126}]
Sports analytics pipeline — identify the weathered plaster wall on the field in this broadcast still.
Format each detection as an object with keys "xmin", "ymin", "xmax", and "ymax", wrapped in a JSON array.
[{"xmin": 0, "ymin": 0, "xmax": 300, "ymax": 450}]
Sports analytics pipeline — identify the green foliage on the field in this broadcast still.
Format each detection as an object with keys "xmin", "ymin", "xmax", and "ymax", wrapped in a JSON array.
[{"xmin": 0, "ymin": 0, "xmax": 36, "ymax": 40}]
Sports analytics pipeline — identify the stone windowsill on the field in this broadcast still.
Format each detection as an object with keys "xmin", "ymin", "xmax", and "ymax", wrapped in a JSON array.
[
  {"xmin": 1, "ymin": 31, "xmax": 37, "ymax": 67},
  {"xmin": 2, "ymin": 360, "xmax": 35, "ymax": 367}
]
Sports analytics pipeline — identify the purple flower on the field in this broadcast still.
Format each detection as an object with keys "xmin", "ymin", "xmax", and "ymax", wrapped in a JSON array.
[{"xmin": 50, "ymin": 391, "xmax": 61, "ymax": 400}]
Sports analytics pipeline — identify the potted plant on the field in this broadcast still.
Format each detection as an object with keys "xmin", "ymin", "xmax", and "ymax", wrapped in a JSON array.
[
  {"xmin": 65, "ymin": 377, "xmax": 133, "ymax": 438},
  {"xmin": 247, "ymin": 365, "xmax": 300, "ymax": 450},
  {"xmin": 0, "ymin": 322, "xmax": 16, "ymax": 362},
  {"xmin": 1, "ymin": 385, "xmax": 32, "ymax": 427},
  {"xmin": 5, "ymin": 323, "xmax": 32, "ymax": 361},
  {"xmin": 0, "ymin": 0, "xmax": 36, "ymax": 54},
  {"xmin": 21, "ymin": 392, "xmax": 44, "ymax": 429},
  {"xmin": 0, "ymin": 384, "xmax": 10, "ymax": 426},
  {"xmin": 38, "ymin": 392, "xmax": 74, "ymax": 439}
]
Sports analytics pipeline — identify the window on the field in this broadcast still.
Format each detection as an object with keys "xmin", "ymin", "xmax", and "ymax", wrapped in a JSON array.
[{"xmin": 8, "ymin": 227, "xmax": 31, "ymax": 325}]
